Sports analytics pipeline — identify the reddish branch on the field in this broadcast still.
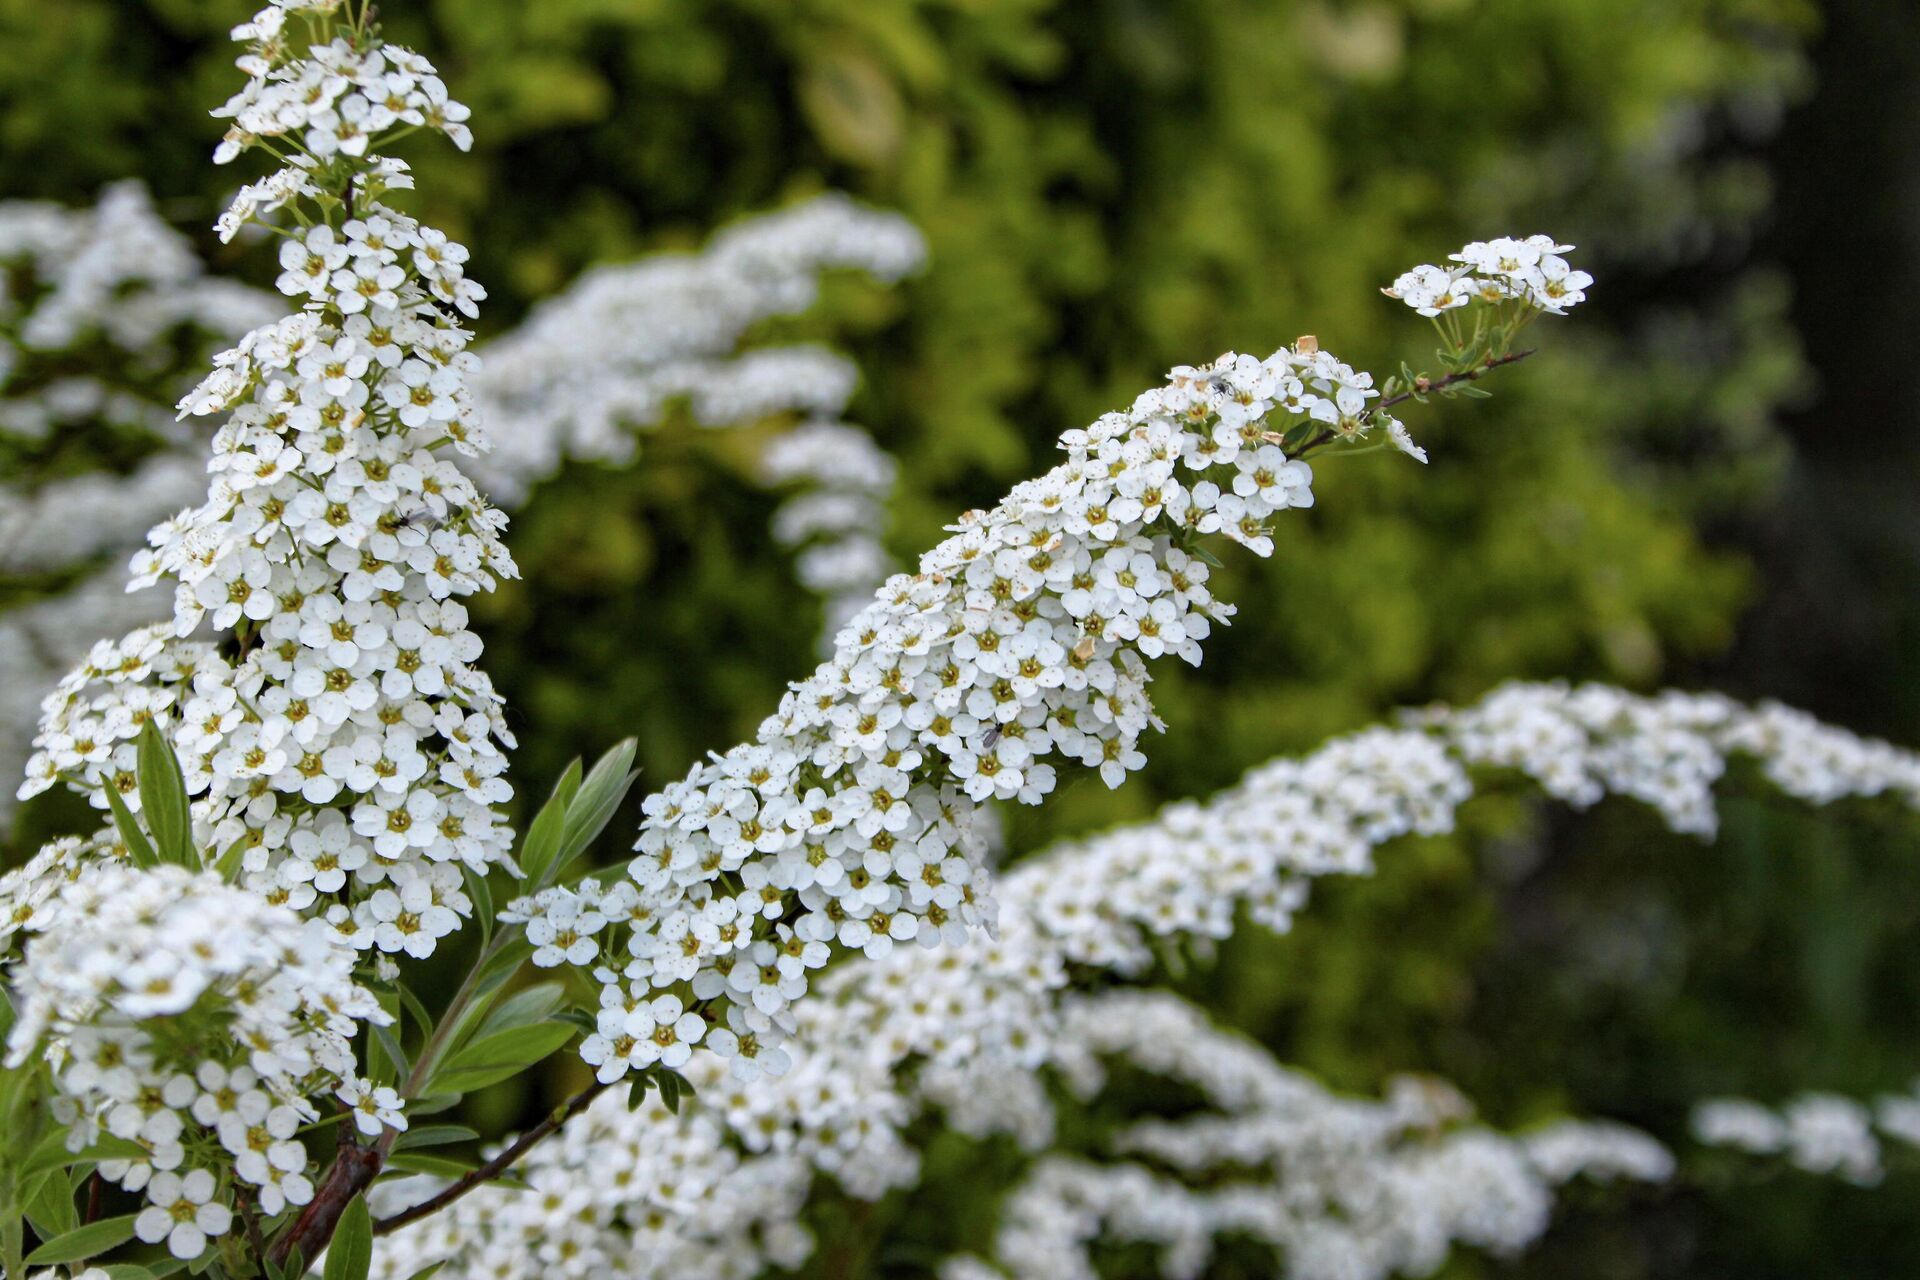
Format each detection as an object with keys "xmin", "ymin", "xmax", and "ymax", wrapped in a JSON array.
[
  {"xmin": 268, "ymin": 1121, "xmax": 383, "ymax": 1269},
  {"xmin": 371, "ymin": 1079, "xmax": 612, "ymax": 1236}
]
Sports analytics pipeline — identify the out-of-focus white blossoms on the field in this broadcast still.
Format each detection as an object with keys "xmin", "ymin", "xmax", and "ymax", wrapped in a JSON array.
[
  {"xmin": 956, "ymin": 992, "xmax": 1672, "ymax": 1280},
  {"xmin": 0, "ymin": 184, "xmax": 280, "ymax": 829},
  {"xmin": 468, "ymin": 193, "xmax": 925, "ymax": 636},
  {"xmin": 372, "ymin": 680, "xmax": 1918, "ymax": 1280},
  {"xmin": 516, "ymin": 333, "xmax": 1441, "ymax": 1082},
  {"xmin": 4, "ymin": 863, "xmax": 385, "ymax": 1250},
  {"xmin": 1387, "ymin": 234, "xmax": 1592, "ymax": 317},
  {"xmin": 1693, "ymin": 1084, "xmax": 1920, "ymax": 1187}
]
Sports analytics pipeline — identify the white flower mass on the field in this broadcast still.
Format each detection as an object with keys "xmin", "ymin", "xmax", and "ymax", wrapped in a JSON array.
[
  {"xmin": 0, "ymin": 3, "xmax": 1903, "ymax": 1277},
  {"xmin": 369, "ymin": 680, "xmax": 1920, "ymax": 1280}
]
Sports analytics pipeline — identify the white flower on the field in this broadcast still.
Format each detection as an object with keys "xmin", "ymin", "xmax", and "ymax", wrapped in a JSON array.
[
  {"xmin": 133, "ymin": 1167, "xmax": 232, "ymax": 1260},
  {"xmin": 337, "ymin": 1077, "xmax": 408, "ymax": 1136}
]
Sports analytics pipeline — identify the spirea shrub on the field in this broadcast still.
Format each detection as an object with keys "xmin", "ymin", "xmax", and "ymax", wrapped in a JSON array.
[{"xmin": 0, "ymin": 4, "xmax": 1900, "ymax": 1280}]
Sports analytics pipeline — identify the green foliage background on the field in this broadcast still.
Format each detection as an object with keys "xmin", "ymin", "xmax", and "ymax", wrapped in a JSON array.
[{"xmin": 7, "ymin": 0, "xmax": 1920, "ymax": 1274}]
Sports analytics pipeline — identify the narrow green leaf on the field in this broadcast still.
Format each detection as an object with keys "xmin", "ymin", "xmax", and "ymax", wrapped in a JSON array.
[
  {"xmin": 550, "ymin": 740, "xmax": 638, "ymax": 880},
  {"xmin": 323, "ymin": 1195, "xmax": 371, "ymax": 1280},
  {"xmin": 474, "ymin": 983, "xmax": 565, "ymax": 1042},
  {"xmin": 381, "ymin": 1152, "xmax": 476, "ymax": 1180},
  {"xmin": 428, "ymin": 1021, "xmax": 574, "ymax": 1095},
  {"xmin": 23, "ymin": 1213, "xmax": 137, "ymax": 1266},
  {"xmin": 212, "ymin": 834, "xmax": 249, "ymax": 883},
  {"xmin": 401, "ymin": 1094, "xmax": 461, "ymax": 1119},
  {"xmin": 101, "ymin": 1265, "xmax": 162, "ymax": 1279},
  {"xmin": 404, "ymin": 1263, "xmax": 447, "ymax": 1280},
  {"xmin": 102, "ymin": 785, "xmax": 157, "ymax": 869},
  {"xmin": 658, "ymin": 1070, "xmax": 681, "ymax": 1114},
  {"xmin": 23, "ymin": 1165, "xmax": 76, "ymax": 1240},
  {"xmin": 17, "ymin": 1125, "xmax": 74, "ymax": 1179},
  {"xmin": 391, "ymin": 1124, "xmax": 478, "ymax": 1153},
  {"xmin": 43, "ymin": 1135, "xmax": 148, "ymax": 1174},
  {"xmin": 136, "ymin": 719, "xmax": 194, "ymax": 868},
  {"xmin": 515, "ymin": 763, "xmax": 577, "ymax": 888},
  {"xmin": 436, "ymin": 941, "xmax": 535, "ymax": 1064},
  {"xmin": 461, "ymin": 865, "xmax": 494, "ymax": 948},
  {"xmin": 371, "ymin": 1024, "xmax": 410, "ymax": 1084},
  {"xmin": 396, "ymin": 983, "xmax": 435, "ymax": 1047}
]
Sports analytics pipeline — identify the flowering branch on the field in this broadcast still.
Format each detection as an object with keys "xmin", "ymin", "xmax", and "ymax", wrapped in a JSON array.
[{"xmin": 368, "ymin": 682, "xmax": 1920, "ymax": 1280}]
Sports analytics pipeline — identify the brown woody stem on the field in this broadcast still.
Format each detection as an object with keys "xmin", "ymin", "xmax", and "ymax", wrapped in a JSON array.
[
  {"xmin": 371, "ymin": 1079, "xmax": 613, "ymax": 1237},
  {"xmin": 267, "ymin": 1119, "xmax": 383, "ymax": 1270}
]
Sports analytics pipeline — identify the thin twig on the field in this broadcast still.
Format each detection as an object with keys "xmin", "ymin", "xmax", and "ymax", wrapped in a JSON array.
[
  {"xmin": 371, "ymin": 1079, "xmax": 613, "ymax": 1237},
  {"xmin": 1379, "ymin": 348, "xmax": 1536, "ymax": 409}
]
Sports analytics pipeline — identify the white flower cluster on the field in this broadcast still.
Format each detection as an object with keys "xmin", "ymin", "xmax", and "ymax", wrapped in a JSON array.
[
  {"xmin": 1387, "ymin": 235, "xmax": 1592, "ymax": 317},
  {"xmin": 522, "ymin": 337, "xmax": 1429, "ymax": 1082},
  {"xmin": 369, "ymin": 1094, "xmax": 817, "ymax": 1280},
  {"xmin": 213, "ymin": 2, "xmax": 472, "ymax": 161},
  {"xmin": 1692, "ymin": 1086, "xmax": 1920, "ymax": 1187},
  {"xmin": 3, "ymin": 863, "xmax": 387, "ymax": 1257},
  {"xmin": 1435, "ymin": 682, "xmax": 1920, "ymax": 836},
  {"xmin": 0, "ymin": 189, "xmax": 917, "ymax": 841},
  {"xmin": 18, "ymin": 11, "xmax": 516, "ymax": 961},
  {"xmin": 372, "ymin": 680, "xmax": 1914, "ymax": 1280}
]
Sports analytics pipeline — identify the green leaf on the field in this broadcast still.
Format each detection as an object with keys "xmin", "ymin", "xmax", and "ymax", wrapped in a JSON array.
[
  {"xmin": 473, "ymin": 983, "xmax": 565, "ymax": 1043},
  {"xmin": 550, "ymin": 740, "xmax": 638, "ymax": 881},
  {"xmin": 101, "ymin": 1265, "xmax": 163, "ymax": 1279},
  {"xmin": 101, "ymin": 784, "xmax": 157, "ymax": 870},
  {"xmin": 515, "ymin": 762, "xmax": 577, "ymax": 888},
  {"xmin": 136, "ymin": 719, "xmax": 194, "ymax": 868},
  {"xmin": 443, "ymin": 938, "xmax": 537, "ymax": 1055},
  {"xmin": 211, "ymin": 834, "xmax": 250, "ymax": 883},
  {"xmin": 396, "ymin": 983, "xmax": 435, "ymax": 1047},
  {"xmin": 460, "ymin": 865, "xmax": 494, "ymax": 948},
  {"xmin": 33, "ymin": 1135, "xmax": 149, "ymax": 1177},
  {"xmin": 323, "ymin": 1195, "xmax": 371, "ymax": 1280},
  {"xmin": 23, "ymin": 1165, "xmax": 76, "ymax": 1240},
  {"xmin": 391, "ymin": 1124, "xmax": 478, "ymax": 1153},
  {"xmin": 404, "ymin": 1263, "xmax": 447, "ymax": 1280},
  {"xmin": 381, "ymin": 1152, "xmax": 476, "ymax": 1180},
  {"xmin": 428, "ymin": 1020, "xmax": 574, "ymax": 1095},
  {"xmin": 371, "ymin": 1024, "xmax": 410, "ymax": 1084},
  {"xmin": 23, "ymin": 1213, "xmax": 137, "ymax": 1266},
  {"xmin": 401, "ymin": 1094, "xmax": 461, "ymax": 1119},
  {"xmin": 17, "ymin": 1125, "xmax": 74, "ymax": 1179}
]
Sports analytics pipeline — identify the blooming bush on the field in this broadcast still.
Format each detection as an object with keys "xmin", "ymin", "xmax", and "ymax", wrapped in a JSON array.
[{"xmin": 0, "ymin": 3, "xmax": 1902, "ymax": 1280}]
